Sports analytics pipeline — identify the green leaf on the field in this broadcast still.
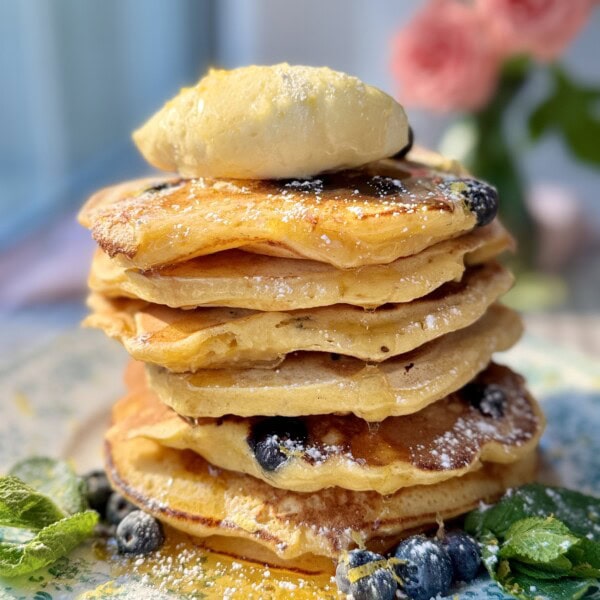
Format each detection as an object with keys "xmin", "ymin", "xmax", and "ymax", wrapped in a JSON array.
[
  {"xmin": 0, "ymin": 510, "xmax": 97, "ymax": 577},
  {"xmin": 0, "ymin": 458, "xmax": 99, "ymax": 577},
  {"xmin": 10, "ymin": 457, "xmax": 87, "ymax": 515},
  {"xmin": 567, "ymin": 538, "xmax": 600, "ymax": 578},
  {"xmin": 571, "ymin": 537, "xmax": 600, "ymax": 567},
  {"xmin": 467, "ymin": 485, "xmax": 600, "ymax": 599},
  {"xmin": 500, "ymin": 517, "xmax": 580, "ymax": 564},
  {"xmin": 528, "ymin": 66, "xmax": 600, "ymax": 167},
  {"xmin": 0, "ymin": 477, "xmax": 65, "ymax": 530},
  {"xmin": 465, "ymin": 483, "xmax": 600, "ymax": 541},
  {"xmin": 512, "ymin": 559, "xmax": 573, "ymax": 581},
  {"xmin": 497, "ymin": 569, "xmax": 600, "ymax": 600}
]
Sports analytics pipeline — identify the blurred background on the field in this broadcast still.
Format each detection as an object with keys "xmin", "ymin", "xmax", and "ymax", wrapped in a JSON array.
[{"xmin": 1, "ymin": 0, "xmax": 599, "ymax": 358}]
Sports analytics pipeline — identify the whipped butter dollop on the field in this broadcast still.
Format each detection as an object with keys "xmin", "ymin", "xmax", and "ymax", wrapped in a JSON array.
[{"xmin": 133, "ymin": 63, "xmax": 409, "ymax": 180}]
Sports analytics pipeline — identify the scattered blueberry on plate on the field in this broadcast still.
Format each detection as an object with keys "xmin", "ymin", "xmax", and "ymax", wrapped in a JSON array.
[
  {"xmin": 440, "ymin": 530, "xmax": 482, "ymax": 583},
  {"xmin": 116, "ymin": 510, "xmax": 165, "ymax": 555},
  {"xmin": 83, "ymin": 470, "xmax": 113, "ymax": 517},
  {"xmin": 106, "ymin": 492, "xmax": 137, "ymax": 525},
  {"xmin": 394, "ymin": 535, "xmax": 453, "ymax": 600},
  {"xmin": 335, "ymin": 549, "xmax": 397, "ymax": 600}
]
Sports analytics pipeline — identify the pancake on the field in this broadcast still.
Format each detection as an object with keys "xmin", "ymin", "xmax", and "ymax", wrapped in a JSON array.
[
  {"xmin": 146, "ymin": 304, "xmax": 523, "ymax": 420},
  {"xmin": 130, "ymin": 363, "xmax": 543, "ymax": 495},
  {"xmin": 77, "ymin": 156, "xmax": 497, "ymax": 271},
  {"xmin": 88, "ymin": 220, "xmax": 513, "ymax": 311},
  {"xmin": 106, "ymin": 390, "xmax": 538, "ymax": 560},
  {"xmin": 84, "ymin": 262, "xmax": 513, "ymax": 371}
]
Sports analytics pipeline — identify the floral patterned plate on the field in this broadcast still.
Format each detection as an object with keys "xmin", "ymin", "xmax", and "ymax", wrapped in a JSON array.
[{"xmin": 0, "ymin": 328, "xmax": 599, "ymax": 599}]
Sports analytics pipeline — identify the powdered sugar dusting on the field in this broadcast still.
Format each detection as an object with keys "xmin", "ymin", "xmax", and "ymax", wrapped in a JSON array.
[
  {"xmin": 91, "ymin": 160, "xmax": 475, "ymax": 270},
  {"xmin": 244, "ymin": 365, "xmax": 539, "ymax": 478},
  {"xmin": 411, "ymin": 367, "xmax": 539, "ymax": 471},
  {"xmin": 102, "ymin": 532, "xmax": 338, "ymax": 599}
]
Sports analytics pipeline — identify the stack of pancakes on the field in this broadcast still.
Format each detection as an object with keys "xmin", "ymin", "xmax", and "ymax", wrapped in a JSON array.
[
  {"xmin": 78, "ymin": 65, "xmax": 544, "ymax": 566},
  {"xmin": 79, "ymin": 152, "xmax": 543, "ymax": 563}
]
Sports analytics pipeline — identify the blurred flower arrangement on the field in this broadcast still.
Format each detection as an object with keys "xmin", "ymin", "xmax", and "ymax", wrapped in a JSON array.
[{"xmin": 391, "ymin": 0, "xmax": 599, "ymax": 257}]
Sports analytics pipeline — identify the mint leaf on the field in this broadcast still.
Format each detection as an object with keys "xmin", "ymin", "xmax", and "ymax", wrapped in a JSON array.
[
  {"xmin": 479, "ymin": 533, "xmax": 501, "ymax": 577},
  {"xmin": 0, "ymin": 510, "xmax": 97, "ymax": 577},
  {"xmin": 467, "ymin": 485, "xmax": 600, "ymax": 600},
  {"xmin": 0, "ymin": 477, "xmax": 65, "ymax": 530},
  {"xmin": 465, "ymin": 492, "xmax": 528, "ymax": 539},
  {"xmin": 500, "ymin": 517, "xmax": 580, "ymax": 564},
  {"xmin": 498, "ymin": 569, "xmax": 600, "ymax": 600},
  {"xmin": 10, "ymin": 457, "xmax": 87, "ymax": 515},
  {"xmin": 570, "ymin": 563, "xmax": 600, "ymax": 579},
  {"xmin": 0, "ymin": 458, "xmax": 99, "ymax": 577},
  {"xmin": 465, "ymin": 483, "xmax": 600, "ymax": 541},
  {"xmin": 567, "ymin": 538, "xmax": 600, "ymax": 578},
  {"xmin": 512, "ymin": 559, "xmax": 573, "ymax": 580},
  {"xmin": 570, "ymin": 537, "xmax": 600, "ymax": 568}
]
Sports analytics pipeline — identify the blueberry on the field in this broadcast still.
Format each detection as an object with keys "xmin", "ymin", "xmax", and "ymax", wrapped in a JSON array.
[
  {"xmin": 106, "ymin": 492, "xmax": 137, "ymax": 525},
  {"xmin": 394, "ymin": 535, "xmax": 453, "ymax": 600},
  {"xmin": 335, "ymin": 549, "xmax": 397, "ymax": 600},
  {"xmin": 392, "ymin": 126, "xmax": 414, "ymax": 160},
  {"xmin": 83, "ymin": 470, "xmax": 112, "ymax": 517},
  {"xmin": 443, "ymin": 178, "xmax": 498, "ymax": 226},
  {"xmin": 116, "ymin": 510, "xmax": 164, "ymax": 555},
  {"xmin": 462, "ymin": 383, "xmax": 507, "ymax": 418},
  {"xmin": 248, "ymin": 417, "xmax": 308, "ymax": 472},
  {"xmin": 440, "ymin": 531, "xmax": 481, "ymax": 583}
]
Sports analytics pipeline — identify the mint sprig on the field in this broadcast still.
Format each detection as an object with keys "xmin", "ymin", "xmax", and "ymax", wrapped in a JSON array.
[
  {"xmin": 499, "ymin": 517, "xmax": 580, "ymax": 564},
  {"xmin": 0, "ymin": 477, "xmax": 66, "ymax": 530},
  {"xmin": 466, "ymin": 484, "xmax": 600, "ymax": 600},
  {"xmin": 0, "ymin": 511, "xmax": 97, "ymax": 577},
  {"xmin": 0, "ymin": 458, "xmax": 98, "ymax": 578},
  {"xmin": 10, "ymin": 457, "xmax": 87, "ymax": 516}
]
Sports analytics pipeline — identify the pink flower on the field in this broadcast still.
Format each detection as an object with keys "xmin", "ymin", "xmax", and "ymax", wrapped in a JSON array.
[
  {"xmin": 477, "ymin": 0, "xmax": 594, "ymax": 61},
  {"xmin": 391, "ymin": 0, "xmax": 501, "ymax": 112}
]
